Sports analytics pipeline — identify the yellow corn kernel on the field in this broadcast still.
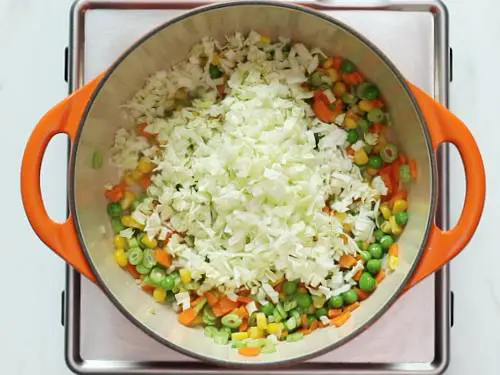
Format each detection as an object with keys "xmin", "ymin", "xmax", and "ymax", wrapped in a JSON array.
[
  {"xmin": 248, "ymin": 327, "xmax": 264, "ymax": 339},
  {"xmin": 179, "ymin": 269, "xmax": 192, "ymax": 284},
  {"xmin": 113, "ymin": 235, "xmax": 126, "ymax": 249},
  {"xmin": 153, "ymin": 287, "xmax": 167, "ymax": 302},
  {"xmin": 260, "ymin": 35, "xmax": 271, "ymax": 44},
  {"xmin": 333, "ymin": 81, "xmax": 347, "ymax": 97},
  {"xmin": 272, "ymin": 275, "xmax": 284, "ymax": 287},
  {"xmin": 123, "ymin": 173, "xmax": 136, "ymax": 186},
  {"xmin": 114, "ymin": 249, "xmax": 128, "ymax": 267},
  {"xmin": 120, "ymin": 191, "xmax": 136, "ymax": 210},
  {"xmin": 380, "ymin": 204, "xmax": 392, "ymax": 220},
  {"xmin": 354, "ymin": 148, "xmax": 369, "ymax": 165},
  {"xmin": 358, "ymin": 99, "xmax": 374, "ymax": 112},
  {"xmin": 212, "ymin": 53, "xmax": 221, "ymax": 65},
  {"xmin": 393, "ymin": 199, "xmax": 408, "ymax": 214},
  {"xmin": 336, "ymin": 212, "xmax": 347, "ymax": 222},
  {"xmin": 388, "ymin": 255, "xmax": 399, "ymax": 271},
  {"xmin": 326, "ymin": 68, "xmax": 339, "ymax": 81},
  {"xmin": 322, "ymin": 57, "xmax": 333, "ymax": 69},
  {"xmin": 366, "ymin": 167, "xmax": 378, "ymax": 176},
  {"xmin": 141, "ymin": 235, "xmax": 157, "ymax": 249},
  {"xmin": 231, "ymin": 332, "xmax": 249, "ymax": 341},
  {"xmin": 380, "ymin": 221, "xmax": 392, "ymax": 234},
  {"xmin": 389, "ymin": 216, "xmax": 403, "ymax": 236},
  {"xmin": 344, "ymin": 117, "xmax": 358, "ymax": 129},
  {"xmin": 121, "ymin": 216, "xmax": 144, "ymax": 230},
  {"xmin": 255, "ymin": 313, "xmax": 268, "ymax": 330},
  {"xmin": 343, "ymin": 223, "xmax": 352, "ymax": 233},
  {"xmin": 267, "ymin": 322, "xmax": 284, "ymax": 335},
  {"xmin": 137, "ymin": 158, "xmax": 155, "ymax": 174},
  {"xmin": 130, "ymin": 169, "xmax": 143, "ymax": 181}
]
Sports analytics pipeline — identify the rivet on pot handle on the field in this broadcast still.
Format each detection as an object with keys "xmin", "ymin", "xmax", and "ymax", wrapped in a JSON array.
[
  {"xmin": 21, "ymin": 74, "xmax": 104, "ymax": 283},
  {"xmin": 405, "ymin": 83, "xmax": 486, "ymax": 289}
]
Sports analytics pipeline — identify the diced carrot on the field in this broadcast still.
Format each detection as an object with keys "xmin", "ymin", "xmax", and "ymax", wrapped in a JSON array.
[
  {"xmin": 375, "ymin": 270, "xmax": 386, "ymax": 284},
  {"xmin": 390, "ymin": 190, "xmax": 408, "ymax": 205},
  {"xmin": 141, "ymin": 284, "xmax": 155, "ymax": 294},
  {"xmin": 332, "ymin": 56, "xmax": 343, "ymax": 70},
  {"xmin": 339, "ymin": 254, "xmax": 357, "ymax": 269},
  {"xmin": 371, "ymin": 98, "xmax": 385, "ymax": 108},
  {"xmin": 237, "ymin": 296, "xmax": 254, "ymax": 305},
  {"xmin": 331, "ymin": 312, "xmax": 351, "ymax": 327},
  {"xmin": 155, "ymin": 249, "xmax": 172, "ymax": 267},
  {"xmin": 204, "ymin": 291, "xmax": 219, "ymax": 307},
  {"xmin": 239, "ymin": 318, "xmax": 249, "ymax": 332},
  {"xmin": 126, "ymin": 264, "xmax": 141, "ymax": 279},
  {"xmin": 274, "ymin": 281, "xmax": 284, "ymax": 293},
  {"xmin": 313, "ymin": 92, "xmax": 335, "ymax": 123},
  {"xmin": 344, "ymin": 302, "xmax": 361, "ymax": 313},
  {"xmin": 135, "ymin": 122, "xmax": 156, "ymax": 138},
  {"xmin": 237, "ymin": 287, "xmax": 250, "ymax": 297},
  {"xmin": 234, "ymin": 306, "xmax": 249, "ymax": 319},
  {"xmin": 239, "ymin": 346, "xmax": 261, "ymax": 357},
  {"xmin": 328, "ymin": 309, "xmax": 343, "ymax": 318},
  {"xmin": 281, "ymin": 330, "xmax": 289, "ymax": 339},
  {"xmin": 355, "ymin": 287, "xmax": 371, "ymax": 301},
  {"xmin": 138, "ymin": 174, "xmax": 152, "ymax": 190},
  {"xmin": 346, "ymin": 147, "xmax": 355, "ymax": 156},
  {"xmin": 212, "ymin": 297, "xmax": 239, "ymax": 317},
  {"xmin": 398, "ymin": 153, "xmax": 408, "ymax": 164},
  {"xmin": 190, "ymin": 314, "xmax": 203, "ymax": 326},
  {"xmin": 369, "ymin": 123, "xmax": 385, "ymax": 134},
  {"xmin": 310, "ymin": 320, "xmax": 319, "ymax": 331},
  {"xmin": 301, "ymin": 314, "xmax": 308, "ymax": 329},
  {"xmin": 379, "ymin": 168, "xmax": 396, "ymax": 200},
  {"xmin": 298, "ymin": 328, "xmax": 311, "ymax": 335},
  {"xmin": 409, "ymin": 159, "xmax": 418, "ymax": 179},
  {"xmin": 388, "ymin": 243, "xmax": 399, "ymax": 256},
  {"xmin": 191, "ymin": 296, "xmax": 206, "ymax": 307},
  {"xmin": 178, "ymin": 307, "xmax": 199, "ymax": 326},
  {"xmin": 353, "ymin": 269, "xmax": 363, "ymax": 281},
  {"xmin": 104, "ymin": 184, "xmax": 125, "ymax": 202}
]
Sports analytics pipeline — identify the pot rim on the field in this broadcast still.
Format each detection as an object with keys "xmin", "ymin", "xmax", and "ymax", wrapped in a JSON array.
[{"xmin": 68, "ymin": 0, "xmax": 437, "ymax": 367}]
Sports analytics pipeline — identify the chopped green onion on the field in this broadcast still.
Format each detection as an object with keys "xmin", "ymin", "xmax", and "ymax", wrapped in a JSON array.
[
  {"xmin": 127, "ymin": 237, "xmax": 139, "ymax": 249},
  {"xmin": 204, "ymin": 326, "xmax": 218, "ymax": 338},
  {"xmin": 142, "ymin": 249, "xmax": 157, "ymax": 269},
  {"xmin": 221, "ymin": 313, "xmax": 242, "ymax": 329},
  {"xmin": 380, "ymin": 143, "xmax": 399, "ymax": 163},
  {"xmin": 150, "ymin": 267, "xmax": 166, "ymax": 284},
  {"xmin": 213, "ymin": 331, "xmax": 229, "ymax": 345},
  {"xmin": 92, "ymin": 150, "xmax": 103, "ymax": 169},
  {"xmin": 202, "ymin": 306, "xmax": 217, "ymax": 326},
  {"xmin": 290, "ymin": 309, "xmax": 301, "ymax": 326},
  {"xmin": 286, "ymin": 332, "xmax": 304, "ymax": 342},
  {"xmin": 283, "ymin": 298, "xmax": 297, "ymax": 312},
  {"xmin": 272, "ymin": 308, "xmax": 283, "ymax": 323},
  {"xmin": 400, "ymin": 164, "xmax": 411, "ymax": 182},
  {"xmin": 135, "ymin": 264, "xmax": 150, "ymax": 275},
  {"xmin": 275, "ymin": 303, "xmax": 287, "ymax": 319},
  {"xmin": 127, "ymin": 247, "xmax": 143, "ymax": 265},
  {"xmin": 285, "ymin": 317, "xmax": 297, "ymax": 331}
]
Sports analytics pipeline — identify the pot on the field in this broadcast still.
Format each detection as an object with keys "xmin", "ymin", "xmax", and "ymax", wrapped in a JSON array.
[{"xmin": 21, "ymin": 0, "xmax": 485, "ymax": 366}]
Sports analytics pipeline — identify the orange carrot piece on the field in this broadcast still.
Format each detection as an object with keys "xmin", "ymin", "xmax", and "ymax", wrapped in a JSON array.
[
  {"xmin": 190, "ymin": 314, "xmax": 203, "ymax": 326},
  {"xmin": 331, "ymin": 312, "xmax": 351, "ymax": 327},
  {"xmin": 355, "ymin": 288, "xmax": 371, "ymax": 301},
  {"xmin": 234, "ymin": 306, "xmax": 249, "ymax": 319},
  {"xmin": 126, "ymin": 264, "xmax": 141, "ymax": 279},
  {"xmin": 388, "ymin": 243, "xmax": 399, "ymax": 256},
  {"xmin": 191, "ymin": 296, "xmax": 206, "ymax": 307},
  {"xmin": 274, "ymin": 281, "xmax": 284, "ymax": 293},
  {"xmin": 344, "ymin": 302, "xmax": 361, "ymax": 313},
  {"xmin": 204, "ymin": 291, "xmax": 219, "ymax": 307},
  {"xmin": 237, "ymin": 296, "xmax": 254, "ymax": 305},
  {"xmin": 155, "ymin": 249, "xmax": 172, "ymax": 267},
  {"xmin": 332, "ymin": 56, "xmax": 343, "ymax": 70},
  {"xmin": 237, "ymin": 287, "xmax": 250, "ymax": 297},
  {"xmin": 239, "ymin": 318, "xmax": 249, "ymax": 332},
  {"xmin": 141, "ymin": 284, "xmax": 155, "ymax": 294},
  {"xmin": 212, "ymin": 298, "xmax": 239, "ymax": 317},
  {"xmin": 301, "ymin": 314, "xmax": 308, "ymax": 329},
  {"xmin": 353, "ymin": 269, "xmax": 363, "ymax": 281},
  {"xmin": 313, "ymin": 94, "xmax": 335, "ymax": 123},
  {"xmin": 371, "ymin": 98, "xmax": 385, "ymax": 108},
  {"xmin": 409, "ymin": 159, "xmax": 418, "ymax": 179},
  {"xmin": 398, "ymin": 153, "xmax": 408, "ymax": 164},
  {"xmin": 178, "ymin": 307, "xmax": 199, "ymax": 326},
  {"xmin": 370, "ymin": 123, "xmax": 385, "ymax": 134},
  {"xmin": 339, "ymin": 254, "xmax": 357, "ymax": 269},
  {"xmin": 104, "ymin": 184, "xmax": 125, "ymax": 202},
  {"xmin": 310, "ymin": 320, "xmax": 319, "ymax": 332},
  {"xmin": 328, "ymin": 309, "xmax": 343, "ymax": 318},
  {"xmin": 239, "ymin": 347, "xmax": 261, "ymax": 357},
  {"xmin": 136, "ymin": 122, "xmax": 155, "ymax": 138},
  {"xmin": 375, "ymin": 270, "xmax": 386, "ymax": 284},
  {"xmin": 138, "ymin": 174, "xmax": 152, "ymax": 189}
]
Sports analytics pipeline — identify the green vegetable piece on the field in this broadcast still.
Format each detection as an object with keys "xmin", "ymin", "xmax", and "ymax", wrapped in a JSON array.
[
  {"xmin": 368, "ymin": 155, "xmax": 383, "ymax": 169},
  {"xmin": 285, "ymin": 316, "xmax": 297, "ymax": 331},
  {"xmin": 232, "ymin": 340, "xmax": 247, "ymax": 349},
  {"xmin": 359, "ymin": 272, "xmax": 377, "ymax": 292},
  {"xmin": 358, "ymin": 250, "xmax": 372, "ymax": 263},
  {"xmin": 260, "ymin": 303, "xmax": 275, "ymax": 316},
  {"xmin": 395, "ymin": 212, "xmax": 409, "ymax": 226},
  {"xmin": 160, "ymin": 275, "xmax": 175, "ymax": 290},
  {"xmin": 202, "ymin": 306, "xmax": 217, "ymax": 326},
  {"xmin": 367, "ymin": 108, "xmax": 384, "ymax": 123},
  {"xmin": 340, "ymin": 59, "xmax": 356, "ymax": 73},
  {"xmin": 111, "ymin": 217, "xmax": 125, "ymax": 233},
  {"xmin": 127, "ymin": 247, "xmax": 143, "ymax": 265},
  {"xmin": 357, "ymin": 118, "xmax": 372, "ymax": 133},
  {"xmin": 286, "ymin": 332, "xmax": 304, "ymax": 342},
  {"xmin": 221, "ymin": 313, "xmax": 242, "ymax": 329},
  {"xmin": 328, "ymin": 295, "xmax": 344, "ymax": 309},
  {"xmin": 219, "ymin": 327, "xmax": 232, "ymax": 336},
  {"xmin": 307, "ymin": 316, "xmax": 317, "ymax": 328},
  {"xmin": 275, "ymin": 303, "xmax": 287, "ymax": 319},
  {"xmin": 374, "ymin": 229, "xmax": 385, "ymax": 242},
  {"xmin": 315, "ymin": 307, "xmax": 328, "ymax": 318},
  {"xmin": 380, "ymin": 143, "xmax": 399, "ymax": 163},
  {"xmin": 290, "ymin": 309, "xmax": 301, "ymax": 326},
  {"xmin": 309, "ymin": 71, "xmax": 323, "ymax": 87},
  {"xmin": 92, "ymin": 150, "xmax": 103, "ymax": 169},
  {"xmin": 283, "ymin": 280, "xmax": 298, "ymax": 296},
  {"xmin": 150, "ymin": 267, "xmax": 166, "ymax": 284},
  {"xmin": 272, "ymin": 307, "xmax": 283, "ymax": 323},
  {"xmin": 312, "ymin": 295, "xmax": 326, "ymax": 309},
  {"xmin": 347, "ymin": 129, "xmax": 359, "ymax": 144},
  {"xmin": 399, "ymin": 164, "xmax": 411, "ymax": 182},
  {"xmin": 342, "ymin": 289, "xmax": 358, "ymax": 305},
  {"xmin": 283, "ymin": 298, "xmax": 297, "ymax": 312},
  {"xmin": 342, "ymin": 93, "xmax": 358, "ymax": 104},
  {"xmin": 135, "ymin": 264, "xmax": 150, "ymax": 275},
  {"xmin": 262, "ymin": 344, "xmax": 277, "ymax": 353},
  {"xmin": 368, "ymin": 243, "xmax": 383, "ymax": 259},
  {"xmin": 142, "ymin": 248, "xmax": 157, "ymax": 269},
  {"xmin": 358, "ymin": 82, "xmax": 380, "ymax": 100},
  {"xmin": 127, "ymin": 237, "xmax": 139, "ymax": 249},
  {"xmin": 204, "ymin": 326, "xmax": 218, "ymax": 338},
  {"xmin": 296, "ymin": 293, "xmax": 312, "ymax": 309},
  {"xmin": 166, "ymin": 291, "xmax": 176, "ymax": 303},
  {"xmin": 107, "ymin": 202, "xmax": 122, "ymax": 218},
  {"xmin": 213, "ymin": 331, "xmax": 229, "ymax": 345},
  {"xmin": 208, "ymin": 64, "xmax": 223, "ymax": 79},
  {"xmin": 380, "ymin": 235, "xmax": 394, "ymax": 250},
  {"xmin": 366, "ymin": 259, "xmax": 382, "ymax": 275}
]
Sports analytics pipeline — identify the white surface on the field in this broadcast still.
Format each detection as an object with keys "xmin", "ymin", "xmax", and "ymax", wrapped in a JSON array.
[{"xmin": 0, "ymin": 0, "xmax": 498, "ymax": 374}]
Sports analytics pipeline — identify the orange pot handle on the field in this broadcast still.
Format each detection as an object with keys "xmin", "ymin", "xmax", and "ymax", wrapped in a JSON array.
[
  {"xmin": 405, "ymin": 83, "xmax": 485, "ymax": 289},
  {"xmin": 21, "ymin": 74, "xmax": 104, "ymax": 283}
]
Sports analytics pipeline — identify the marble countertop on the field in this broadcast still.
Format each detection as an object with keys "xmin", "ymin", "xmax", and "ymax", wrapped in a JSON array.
[{"xmin": 0, "ymin": 0, "xmax": 498, "ymax": 374}]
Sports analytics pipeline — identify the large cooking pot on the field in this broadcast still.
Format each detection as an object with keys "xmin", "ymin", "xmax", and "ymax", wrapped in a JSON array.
[{"xmin": 21, "ymin": 0, "xmax": 485, "ymax": 366}]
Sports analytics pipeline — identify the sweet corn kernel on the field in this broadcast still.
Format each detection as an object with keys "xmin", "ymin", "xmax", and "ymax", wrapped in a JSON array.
[
  {"xmin": 114, "ymin": 249, "xmax": 128, "ymax": 267},
  {"xmin": 380, "ymin": 204, "xmax": 392, "ymax": 220},
  {"xmin": 344, "ymin": 117, "xmax": 358, "ymax": 129},
  {"xmin": 366, "ymin": 167, "xmax": 378, "ymax": 176},
  {"xmin": 120, "ymin": 191, "xmax": 136, "ymax": 210},
  {"xmin": 260, "ymin": 35, "xmax": 271, "ymax": 44},
  {"xmin": 113, "ymin": 235, "xmax": 126, "ymax": 249},
  {"xmin": 267, "ymin": 322, "xmax": 284, "ymax": 335},
  {"xmin": 380, "ymin": 221, "xmax": 392, "ymax": 234},
  {"xmin": 358, "ymin": 99, "xmax": 374, "ymax": 112},
  {"xmin": 248, "ymin": 327, "xmax": 264, "ymax": 339},
  {"xmin": 326, "ymin": 68, "xmax": 339, "ymax": 81},
  {"xmin": 179, "ymin": 269, "xmax": 192, "ymax": 284},
  {"xmin": 212, "ymin": 53, "xmax": 221, "ymax": 65},
  {"xmin": 354, "ymin": 149, "xmax": 369, "ymax": 165},
  {"xmin": 322, "ymin": 57, "xmax": 333, "ymax": 69},
  {"xmin": 141, "ymin": 235, "xmax": 157, "ymax": 249},
  {"xmin": 389, "ymin": 216, "xmax": 403, "ymax": 236},
  {"xmin": 336, "ymin": 212, "xmax": 347, "ymax": 222},
  {"xmin": 130, "ymin": 169, "xmax": 143, "ymax": 181},
  {"xmin": 333, "ymin": 81, "xmax": 347, "ymax": 97},
  {"xmin": 388, "ymin": 255, "xmax": 399, "ymax": 271},
  {"xmin": 231, "ymin": 332, "xmax": 249, "ymax": 341},
  {"xmin": 137, "ymin": 158, "xmax": 155, "ymax": 174},
  {"xmin": 153, "ymin": 287, "xmax": 167, "ymax": 302},
  {"xmin": 393, "ymin": 199, "xmax": 408, "ymax": 214},
  {"xmin": 256, "ymin": 313, "xmax": 268, "ymax": 330},
  {"xmin": 343, "ymin": 223, "xmax": 352, "ymax": 233},
  {"xmin": 121, "ymin": 216, "xmax": 144, "ymax": 230},
  {"xmin": 272, "ymin": 275, "xmax": 284, "ymax": 287},
  {"xmin": 122, "ymin": 173, "xmax": 136, "ymax": 186}
]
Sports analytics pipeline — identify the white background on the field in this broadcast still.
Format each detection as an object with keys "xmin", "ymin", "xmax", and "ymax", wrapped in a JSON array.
[{"xmin": 0, "ymin": 0, "xmax": 498, "ymax": 374}]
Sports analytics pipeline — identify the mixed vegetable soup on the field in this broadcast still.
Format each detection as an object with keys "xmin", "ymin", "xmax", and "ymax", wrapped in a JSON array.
[{"xmin": 98, "ymin": 32, "xmax": 416, "ymax": 357}]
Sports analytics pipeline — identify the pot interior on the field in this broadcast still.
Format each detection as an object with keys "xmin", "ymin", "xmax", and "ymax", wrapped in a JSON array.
[{"xmin": 71, "ymin": 1, "xmax": 434, "ymax": 365}]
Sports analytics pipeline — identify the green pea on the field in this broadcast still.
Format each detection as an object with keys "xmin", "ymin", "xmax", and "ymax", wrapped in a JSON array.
[
  {"xmin": 368, "ymin": 243, "xmax": 383, "ymax": 259},
  {"xmin": 296, "ymin": 293, "xmax": 312, "ymax": 309},
  {"xmin": 283, "ymin": 280, "xmax": 298, "ymax": 295},
  {"xmin": 342, "ymin": 289, "xmax": 358, "ymax": 305},
  {"xmin": 111, "ymin": 217, "xmax": 125, "ymax": 234},
  {"xmin": 315, "ymin": 307, "xmax": 328, "ymax": 318},
  {"xmin": 307, "ymin": 316, "xmax": 317, "ymax": 328},
  {"xmin": 328, "ymin": 295, "xmax": 344, "ymax": 309},
  {"xmin": 395, "ymin": 212, "xmax": 409, "ymax": 225},
  {"xmin": 107, "ymin": 202, "xmax": 122, "ymax": 218},
  {"xmin": 366, "ymin": 259, "xmax": 382, "ymax": 275},
  {"xmin": 367, "ymin": 108, "xmax": 385, "ymax": 123},
  {"xmin": 357, "ymin": 118, "xmax": 371, "ymax": 133},
  {"xmin": 309, "ymin": 71, "xmax": 323, "ymax": 87},
  {"xmin": 368, "ymin": 155, "xmax": 383, "ymax": 169},
  {"xmin": 360, "ymin": 83, "xmax": 380, "ymax": 100},
  {"xmin": 380, "ymin": 235, "xmax": 394, "ymax": 250},
  {"xmin": 160, "ymin": 275, "xmax": 175, "ymax": 290},
  {"xmin": 359, "ymin": 272, "xmax": 377, "ymax": 292},
  {"xmin": 374, "ymin": 229, "xmax": 385, "ymax": 242},
  {"xmin": 208, "ymin": 64, "xmax": 223, "ymax": 79},
  {"xmin": 342, "ymin": 93, "xmax": 358, "ymax": 104},
  {"xmin": 340, "ymin": 59, "xmax": 356, "ymax": 73},
  {"xmin": 260, "ymin": 303, "xmax": 275, "ymax": 316},
  {"xmin": 358, "ymin": 250, "xmax": 372, "ymax": 263},
  {"xmin": 347, "ymin": 129, "xmax": 359, "ymax": 144}
]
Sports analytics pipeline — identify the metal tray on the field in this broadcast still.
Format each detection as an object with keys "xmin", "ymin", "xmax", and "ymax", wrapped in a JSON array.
[{"xmin": 63, "ymin": 1, "xmax": 451, "ymax": 374}]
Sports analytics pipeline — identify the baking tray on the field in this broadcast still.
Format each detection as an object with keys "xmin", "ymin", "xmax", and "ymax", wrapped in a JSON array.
[{"xmin": 62, "ymin": 1, "xmax": 451, "ymax": 374}]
